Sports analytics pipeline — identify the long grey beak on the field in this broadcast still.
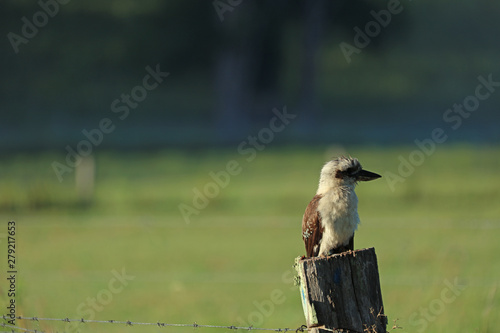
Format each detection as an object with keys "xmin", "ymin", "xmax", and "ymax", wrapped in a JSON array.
[{"xmin": 356, "ymin": 169, "xmax": 382, "ymax": 181}]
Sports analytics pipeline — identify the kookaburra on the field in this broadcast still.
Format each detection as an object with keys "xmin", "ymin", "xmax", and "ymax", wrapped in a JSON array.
[{"xmin": 302, "ymin": 156, "xmax": 381, "ymax": 257}]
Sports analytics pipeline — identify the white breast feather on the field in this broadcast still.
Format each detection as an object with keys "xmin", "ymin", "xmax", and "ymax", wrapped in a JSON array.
[{"xmin": 317, "ymin": 186, "xmax": 359, "ymax": 256}]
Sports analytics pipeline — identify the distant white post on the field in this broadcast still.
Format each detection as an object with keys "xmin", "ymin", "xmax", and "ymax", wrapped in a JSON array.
[{"xmin": 75, "ymin": 155, "xmax": 95, "ymax": 205}]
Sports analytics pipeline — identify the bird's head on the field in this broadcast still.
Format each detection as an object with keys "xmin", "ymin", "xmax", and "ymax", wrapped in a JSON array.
[{"xmin": 317, "ymin": 156, "xmax": 381, "ymax": 193}]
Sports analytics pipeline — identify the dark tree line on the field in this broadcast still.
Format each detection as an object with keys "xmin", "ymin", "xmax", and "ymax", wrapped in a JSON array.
[{"xmin": 2, "ymin": 0, "xmax": 498, "ymax": 148}]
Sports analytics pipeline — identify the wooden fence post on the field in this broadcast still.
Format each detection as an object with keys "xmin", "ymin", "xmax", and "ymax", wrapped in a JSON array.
[{"xmin": 295, "ymin": 247, "xmax": 387, "ymax": 333}]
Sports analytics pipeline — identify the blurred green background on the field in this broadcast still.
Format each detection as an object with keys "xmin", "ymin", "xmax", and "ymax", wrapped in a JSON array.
[{"xmin": 0, "ymin": 1, "xmax": 499, "ymax": 332}]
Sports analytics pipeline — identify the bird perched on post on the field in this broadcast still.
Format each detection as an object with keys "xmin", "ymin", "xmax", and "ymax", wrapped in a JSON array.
[{"xmin": 302, "ymin": 156, "xmax": 381, "ymax": 257}]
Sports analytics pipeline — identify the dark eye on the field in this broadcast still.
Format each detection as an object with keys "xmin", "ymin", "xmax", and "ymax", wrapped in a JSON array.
[{"xmin": 346, "ymin": 167, "xmax": 356, "ymax": 174}]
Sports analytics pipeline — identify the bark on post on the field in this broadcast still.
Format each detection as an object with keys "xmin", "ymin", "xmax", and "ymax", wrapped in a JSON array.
[{"xmin": 295, "ymin": 247, "xmax": 387, "ymax": 333}]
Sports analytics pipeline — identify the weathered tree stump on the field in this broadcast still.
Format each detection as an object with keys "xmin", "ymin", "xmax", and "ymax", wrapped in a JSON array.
[{"xmin": 295, "ymin": 247, "xmax": 387, "ymax": 333}]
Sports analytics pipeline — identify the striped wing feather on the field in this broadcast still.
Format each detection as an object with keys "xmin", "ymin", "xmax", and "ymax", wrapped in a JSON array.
[{"xmin": 301, "ymin": 195, "xmax": 323, "ymax": 257}]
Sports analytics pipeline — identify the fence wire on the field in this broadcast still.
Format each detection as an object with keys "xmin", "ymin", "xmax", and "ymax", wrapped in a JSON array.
[{"xmin": 2, "ymin": 316, "xmax": 308, "ymax": 333}]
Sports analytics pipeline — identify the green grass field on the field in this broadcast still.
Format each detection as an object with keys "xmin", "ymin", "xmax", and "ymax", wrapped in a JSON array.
[{"xmin": 1, "ymin": 145, "xmax": 499, "ymax": 333}]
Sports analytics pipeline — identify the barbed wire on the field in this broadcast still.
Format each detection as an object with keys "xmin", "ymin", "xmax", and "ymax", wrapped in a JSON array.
[
  {"xmin": 2, "ymin": 316, "xmax": 308, "ymax": 333},
  {"xmin": 1, "ymin": 322, "xmax": 36, "ymax": 333}
]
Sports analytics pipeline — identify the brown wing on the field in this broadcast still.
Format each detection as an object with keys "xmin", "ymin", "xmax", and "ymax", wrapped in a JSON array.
[{"xmin": 301, "ymin": 194, "xmax": 324, "ymax": 257}]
